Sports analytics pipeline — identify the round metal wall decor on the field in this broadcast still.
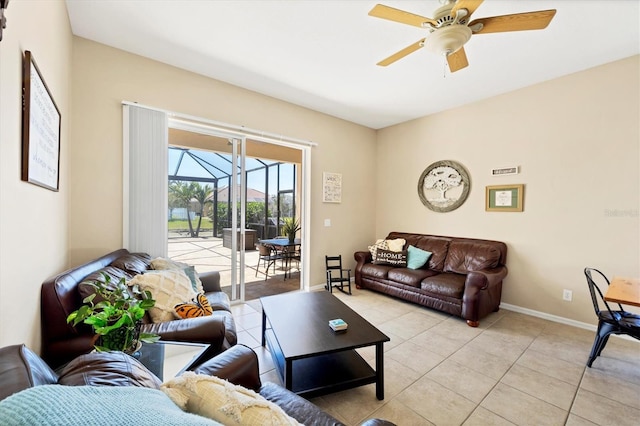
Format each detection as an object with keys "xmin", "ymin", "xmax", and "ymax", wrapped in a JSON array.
[{"xmin": 417, "ymin": 160, "xmax": 471, "ymax": 212}]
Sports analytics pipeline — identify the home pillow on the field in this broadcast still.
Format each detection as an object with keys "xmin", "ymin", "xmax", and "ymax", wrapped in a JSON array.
[
  {"xmin": 374, "ymin": 248, "xmax": 408, "ymax": 267},
  {"xmin": 175, "ymin": 293, "xmax": 213, "ymax": 319},
  {"xmin": 151, "ymin": 257, "xmax": 204, "ymax": 293},
  {"xmin": 367, "ymin": 239, "xmax": 388, "ymax": 260},
  {"xmin": 385, "ymin": 238, "xmax": 406, "ymax": 252},
  {"xmin": 161, "ymin": 372, "xmax": 302, "ymax": 426},
  {"xmin": 407, "ymin": 245, "xmax": 432, "ymax": 270},
  {"xmin": 128, "ymin": 270, "xmax": 197, "ymax": 323}
]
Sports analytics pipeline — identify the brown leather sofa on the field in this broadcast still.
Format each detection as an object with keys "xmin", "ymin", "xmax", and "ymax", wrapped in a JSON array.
[
  {"xmin": 355, "ymin": 232, "xmax": 508, "ymax": 327},
  {"xmin": 0, "ymin": 344, "xmax": 395, "ymax": 426},
  {"xmin": 41, "ymin": 249, "xmax": 236, "ymax": 369}
]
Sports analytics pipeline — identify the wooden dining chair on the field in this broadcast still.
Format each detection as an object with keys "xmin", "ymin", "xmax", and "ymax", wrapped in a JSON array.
[
  {"xmin": 325, "ymin": 255, "xmax": 351, "ymax": 295},
  {"xmin": 584, "ymin": 267, "xmax": 640, "ymax": 367}
]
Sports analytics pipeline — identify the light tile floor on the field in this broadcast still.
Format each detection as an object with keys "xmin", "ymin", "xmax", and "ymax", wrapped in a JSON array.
[{"xmin": 229, "ymin": 289, "xmax": 640, "ymax": 426}]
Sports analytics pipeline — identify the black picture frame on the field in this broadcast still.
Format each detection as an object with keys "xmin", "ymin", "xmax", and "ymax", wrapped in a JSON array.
[{"xmin": 21, "ymin": 50, "xmax": 61, "ymax": 191}]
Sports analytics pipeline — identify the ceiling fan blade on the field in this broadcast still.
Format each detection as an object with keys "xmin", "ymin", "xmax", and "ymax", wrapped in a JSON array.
[
  {"xmin": 368, "ymin": 4, "xmax": 436, "ymax": 28},
  {"xmin": 469, "ymin": 9, "xmax": 556, "ymax": 34},
  {"xmin": 450, "ymin": 0, "xmax": 484, "ymax": 20},
  {"xmin": 377, "ymin": 39, "xmax": 425, "ymax": 66},
  {"xmin": 447, "ymin": 47, "xmax": 469, "ymax": 72}
]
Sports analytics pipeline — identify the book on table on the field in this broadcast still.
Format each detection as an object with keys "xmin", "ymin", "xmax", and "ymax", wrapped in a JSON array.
[{"xmin": 329, "ymin": 318, "xmax": 348, "ymax": 331}]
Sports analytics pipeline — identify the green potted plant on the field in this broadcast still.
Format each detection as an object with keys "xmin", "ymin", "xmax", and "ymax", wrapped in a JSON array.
[
  {"xmin": 281, "ymin": 217, "xmax": 301, "ymax": 243},
  {"xmin": 67, "ymin": 273, "xmax": 160, "ymax": 353}
]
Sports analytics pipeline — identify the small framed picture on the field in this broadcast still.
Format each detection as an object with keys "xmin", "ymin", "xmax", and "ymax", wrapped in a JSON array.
[
  {"xmin": 322, "ymin": 172, "xmax": 342, "ymax": 203},
  {"xmin": 486, "ymin": 184, "xmax": 524, "ymax": 212}
]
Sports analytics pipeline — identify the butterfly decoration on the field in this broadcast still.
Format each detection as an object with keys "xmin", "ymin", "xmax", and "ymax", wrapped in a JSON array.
[{"xmin": 175, "ymin": 293, "xmax": 213, "ymax": 319}]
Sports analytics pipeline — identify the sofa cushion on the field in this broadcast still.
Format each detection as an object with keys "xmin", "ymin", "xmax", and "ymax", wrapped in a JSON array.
[
  {"xmin": 110, "ymin": 253, "xmax": 152, "ymax": 276},
  {"xmin": 361, "ymin": 263, "xmax": 394, "ymax": 280},
  {"xmin": 161, "ymin": 371, "xmax": 301, "ymax": 426},
  {"xmin": 128, "ymin": 270, "xmax": 198, "ymax": 323},
  {"xmin": 78, "ymin": 266, "xmax": 133, "ymax": 300},
  {"xmin": 373, "ymin": 249, "xmax": 408, "ymax": 267},
  {"xmin": 367, "ymin": 239, "xmax": 388, "ymax": 260},
  {"xmin": 407, "ymin": 245, "xmax": 432, "ymax": 270},
  {"xmin": 151, "ymin": 257, "xmax": 204, "ymax": 293},
  {"xmin": 443, "ymin": 241, "xmax": 502, "ymax": 274},
  {"xmin": 57, "ymin": 351, "xmax": 162, "ymax": 389},
  {"xmin": 175, "ymin": 293, "xmax": 214, "ymax": 319},
  {"xmin": 386, "ymin": 233, "xmax": 451, "ymax": 271},
  {"xmin": 421, "ymin": 273, "xmax": 466, "ymax": 298},
  {"xmin": 385, "ymin": 238, "xmax": 406, "ymax": 252},
  {"xmin": 388, "ymin": 268, "xmax": 438, "ymax": 288}
]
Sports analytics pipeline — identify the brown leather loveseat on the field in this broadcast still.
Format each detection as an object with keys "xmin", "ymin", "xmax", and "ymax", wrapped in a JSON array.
[
  {"xmin": 355, "ymin": 232, "xmax": 508, "ymax": 327},
  {"xmin": 0, "ymin": 344, "xmax": 394, "ymax": 426},
  {"xmin": 40, "ymin": 249, "xmax": 236, "ymax": 369}
]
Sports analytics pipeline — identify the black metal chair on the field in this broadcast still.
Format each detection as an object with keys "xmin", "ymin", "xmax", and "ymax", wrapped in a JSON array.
[
  {"xmin": 255, "ymin": 244, "xmax": 281, "ymax": 280},
  {"xmin": 282, "ymin": 244, "xmax": 301, "ymax": 280},
  {"xmin": 584, "ymin": 267, "xmax": 640, "ymax": 367},
  {"xmin": 325, "ymin": 255, "xmax": 351, "ymax": 295}
]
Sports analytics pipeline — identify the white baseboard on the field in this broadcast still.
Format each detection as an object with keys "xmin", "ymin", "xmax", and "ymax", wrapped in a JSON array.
[
  {"xmin": 306, "ymin": 285, "xmax": 638, "ymax": 340},
  {"xmin": 499, "ymin": 302, "xmax": 595, "ymax": 332}
]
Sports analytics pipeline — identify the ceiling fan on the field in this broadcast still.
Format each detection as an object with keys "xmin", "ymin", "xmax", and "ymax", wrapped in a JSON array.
[{"xmin": 369, "ymin": 0, "xmax": 556, "ymax": 72}]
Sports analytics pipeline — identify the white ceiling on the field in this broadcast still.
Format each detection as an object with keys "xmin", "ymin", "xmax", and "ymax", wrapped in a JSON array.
[{"xmin": 66, "ymin": 0, "xmax": 640, "ymax": 129}]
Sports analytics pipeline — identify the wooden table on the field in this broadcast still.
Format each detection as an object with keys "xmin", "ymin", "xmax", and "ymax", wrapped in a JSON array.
[
  {"xmin": 604, "ymin": 277, "xmax": 640, "ymax": 307},
  {"xmin": 260, "ymin": 291, "xmax": 390, "ymax": 400}
]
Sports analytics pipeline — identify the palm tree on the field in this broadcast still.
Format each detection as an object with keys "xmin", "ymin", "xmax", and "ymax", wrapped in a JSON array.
[
  {"xmin": 169, "ymin": 181, "xmax": 214, "ymax": 237},
  {"xmin": 169, "ymin": 181, "xmax": 196, "ymax": 237},
  {"xmin": 191, "ymin": 183, "xmax": 213, "ymax": 237}
]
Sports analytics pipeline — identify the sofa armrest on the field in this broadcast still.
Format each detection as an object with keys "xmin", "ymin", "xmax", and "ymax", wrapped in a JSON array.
[
  {"xmin": 199, "ymin": 270, "xmax": 221, "ymax": 293},
  {"xmin": 462, "ymin": 267, "xmax": 508, "ymax": 324},
  {"xmin": 192, "ymin": 344, "xmax": 261, "ymax": 392},
  {"xmin": 0, "ymin": 345, "xmax": 59, "ymax": 402},
  {"xmin": 142, "ymin": 315, "xmax": 226, "ymax": 347},
  {"xmin": 354, "ymin": 251, "xmax": 372, "ymax": 286},
  {"xmin": 465, "ymin": 267, "xmax": 508, "ymax": 292},
  {"xmin": 354, "ymin": 251, "xmax": 371, "ymax": 264}
]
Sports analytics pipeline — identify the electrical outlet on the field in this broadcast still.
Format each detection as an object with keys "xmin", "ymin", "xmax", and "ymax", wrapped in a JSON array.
[{"xmin": 563, "ymin": 289, "xmax": 573, "ymax": 302}]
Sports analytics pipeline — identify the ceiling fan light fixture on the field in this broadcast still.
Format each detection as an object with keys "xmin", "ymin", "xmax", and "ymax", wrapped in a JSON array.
[{"xmin": 424, "ymin": 25, "xmax": 472, "ymax": 56}]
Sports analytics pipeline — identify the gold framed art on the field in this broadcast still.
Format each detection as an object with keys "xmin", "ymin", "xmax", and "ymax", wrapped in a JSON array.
[{"xmin": 486, "ymin": 184, "xmax": 524, "ymax": 212}]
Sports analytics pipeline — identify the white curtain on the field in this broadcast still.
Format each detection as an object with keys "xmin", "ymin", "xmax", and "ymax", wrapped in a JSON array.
[{"xmin": 122, "ymin": 104, "xmax": 168, "ymax": 258}]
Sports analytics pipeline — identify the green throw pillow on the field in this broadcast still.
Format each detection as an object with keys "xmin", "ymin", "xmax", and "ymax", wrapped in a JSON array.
[{"xmin": 407, "ymin": 245, "xmax": 432, "ymax": 270}]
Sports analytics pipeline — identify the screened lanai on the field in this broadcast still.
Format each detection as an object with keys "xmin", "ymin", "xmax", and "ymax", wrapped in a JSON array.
[
  {"xmin": 166, "ymin": 137, "xmax": 303, "ymax": 302},
  {"xmin": 168, "ymin": 146, "xmax": 298, "ymax": 240}
]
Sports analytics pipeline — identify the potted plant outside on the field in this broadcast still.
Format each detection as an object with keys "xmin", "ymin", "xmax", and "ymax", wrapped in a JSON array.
[
  {"xmin": 67, "ymin": 273, "xmax": 160, "ymax": 353},
  {"xmin": 281, "ymin": 217, "xmax": 301, "ymax": 243}
]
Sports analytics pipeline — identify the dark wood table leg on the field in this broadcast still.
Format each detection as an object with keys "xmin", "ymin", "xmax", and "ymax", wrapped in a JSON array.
[
  {"xmin": 375, "ymin": 342, "xmax": 384, "ymax": 400},
  {"xmin": 285, "ymin": 359, "xmax": 293, "ymax": 391},
  {"xmin": 261, "ymin": 309, "xmax": 267, "ymax": 346}
]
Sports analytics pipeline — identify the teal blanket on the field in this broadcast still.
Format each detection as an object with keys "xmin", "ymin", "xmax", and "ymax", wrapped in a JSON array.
[{"xmin": 0, "ymin": 385, "xmax": 222, "ymax": 425}]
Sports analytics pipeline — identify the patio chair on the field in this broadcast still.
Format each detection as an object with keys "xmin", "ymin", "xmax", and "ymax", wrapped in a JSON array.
[{"xmin": 255, "ymin": 244, "xmax": 281, "ymax": 280}]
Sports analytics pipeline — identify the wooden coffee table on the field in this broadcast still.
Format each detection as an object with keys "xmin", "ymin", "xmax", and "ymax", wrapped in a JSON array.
[{"xmin": 261, "ymin": 291, "xmax": 390, "ymax": 399}]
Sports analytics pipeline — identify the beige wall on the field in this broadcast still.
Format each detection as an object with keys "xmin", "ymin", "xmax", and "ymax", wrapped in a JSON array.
[
  {"xmin": 1, "ymin": 2, "xmax": 636, "ymax": 351},
  {"xmin": 0, "ymin": 0, "xmax": 72, "ymax": 350},
  {"xmin": 376, "ymin": 56, "xmax": 640, "ymax": 325},
  {"xmin": 70, "ymin": 37, "xmax": 377, "ymax": 286}
]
